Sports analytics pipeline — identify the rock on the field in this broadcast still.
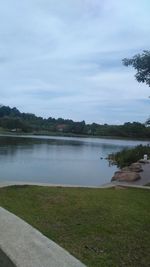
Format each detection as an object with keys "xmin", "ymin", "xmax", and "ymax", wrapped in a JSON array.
[
  {"xmin": 122, "ymin": 163, "xmax": 143, "ymax": 172},
  {"xmin": 121, "ymin": 166, "xmax": 131, "ymax": 172},
  {"xmin": 129, "ymin": 162, "xmax": 143, "ymax": 172},
  {"xmin": 139, "ymin": 159, "xmax": 149, "ymax": 164},
  {"xmin": 111, "ymin": 162, "xmax": 143, "ymax": 183},
  {"xmin": 111, "ymin": 171, "xmax": 141, "ymax": 182}
]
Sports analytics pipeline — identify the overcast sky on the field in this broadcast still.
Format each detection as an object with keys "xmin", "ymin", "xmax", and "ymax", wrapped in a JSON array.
[{"xmin": 0, "ymin": 0, "xmax": 150, "ymax": 124}]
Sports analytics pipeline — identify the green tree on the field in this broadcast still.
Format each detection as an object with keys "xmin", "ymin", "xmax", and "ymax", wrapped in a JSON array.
[{"xmin": 123, "ymin": 50, "xmax": 150, "ymax": 86}]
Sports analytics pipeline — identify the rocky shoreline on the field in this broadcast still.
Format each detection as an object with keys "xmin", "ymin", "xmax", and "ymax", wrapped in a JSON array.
[{"xmin": 112, "ymin": 160, "xmax": 150, "ymax": 183}]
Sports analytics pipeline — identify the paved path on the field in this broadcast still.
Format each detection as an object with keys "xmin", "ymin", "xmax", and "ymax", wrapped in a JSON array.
[
  {"xmin": 0, "ymin": 207, "xmax": 86, "ymax": 267},
  {"xmin": 133, "ymin": 163, "xmax": 150, "ymax": 185}
]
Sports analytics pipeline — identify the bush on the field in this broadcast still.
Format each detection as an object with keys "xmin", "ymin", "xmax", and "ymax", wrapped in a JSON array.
[{"xmin": 109, "ymin": 145, "xmax": 150, "ymax": 168}]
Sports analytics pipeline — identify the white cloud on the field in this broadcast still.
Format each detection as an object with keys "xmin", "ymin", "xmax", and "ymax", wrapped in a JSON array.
[{"xmin": 0, "ymin": 0, "xmax": 150, "ymax": 123}]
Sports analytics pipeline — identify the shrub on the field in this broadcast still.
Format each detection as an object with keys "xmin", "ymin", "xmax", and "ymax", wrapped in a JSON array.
[{"xmin": 109, "ymin": 145, "xmax": 150, "ymax": 168}]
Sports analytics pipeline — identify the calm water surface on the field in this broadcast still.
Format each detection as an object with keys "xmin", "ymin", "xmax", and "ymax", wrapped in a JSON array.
[{"xmin": 0, "ymin": 135, "xmax": 149, "ymax": 186}]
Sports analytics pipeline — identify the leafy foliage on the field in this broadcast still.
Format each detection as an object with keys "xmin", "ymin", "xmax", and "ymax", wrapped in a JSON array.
[
  {"xmin": 0, "ymin": 105, "xmax": 150, "ymax": 138},
  {"xmin": 123, "ymin": 50, "xmax": 150, "ymax": 86},
  {"xmin": 109, "ymin": 145, "xmax": 150, "ymax": 168}
]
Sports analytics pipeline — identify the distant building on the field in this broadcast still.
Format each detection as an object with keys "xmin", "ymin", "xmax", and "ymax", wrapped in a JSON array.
[
  {"xmin": 56, "ymin": 124, "xmax": 67, "ymax": 132},
  {"xmin": 10, "ymin": 128, "xmax": 22, "ymax": 132}
]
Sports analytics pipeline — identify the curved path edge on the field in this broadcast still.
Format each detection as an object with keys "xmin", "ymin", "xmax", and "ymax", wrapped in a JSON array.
[
  {"xmin": 0, "ymin": 207, "xmax": 86, "ymax": 267},
  {"xmin": 0, "ymin": 181, "xmax": 150, "ymax": 190}
]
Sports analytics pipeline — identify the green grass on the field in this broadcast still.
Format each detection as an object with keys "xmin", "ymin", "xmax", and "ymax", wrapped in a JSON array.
[{"xmin": 0, "ymin": 185, "xmax": 150, "ymax": 267}]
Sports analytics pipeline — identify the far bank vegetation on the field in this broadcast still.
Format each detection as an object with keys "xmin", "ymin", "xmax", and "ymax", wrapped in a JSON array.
[{"xmin": 0, "ymin": 105, "xmax": 150, "ymax": 139}]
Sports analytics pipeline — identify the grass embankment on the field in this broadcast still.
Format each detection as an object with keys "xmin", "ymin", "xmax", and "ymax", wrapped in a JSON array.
[{"xmin": 0, "ymin": 186, "xmax": 150, "ymax": 267}]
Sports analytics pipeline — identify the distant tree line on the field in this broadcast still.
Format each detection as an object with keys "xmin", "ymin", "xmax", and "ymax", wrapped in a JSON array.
[{"xmin": 0, "ymin": 105, "xmax": 150, "ymax": 138}]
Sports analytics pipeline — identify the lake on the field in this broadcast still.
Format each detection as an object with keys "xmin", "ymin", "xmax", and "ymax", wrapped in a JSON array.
[{"xmin": 0, "ymin": 135, "xmax": 149, "ymax": 186}]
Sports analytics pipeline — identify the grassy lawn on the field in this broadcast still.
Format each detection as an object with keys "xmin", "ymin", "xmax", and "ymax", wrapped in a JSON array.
[{"xmin": 0, "ymin": 186, "xmax": 150, "ymax": 267}]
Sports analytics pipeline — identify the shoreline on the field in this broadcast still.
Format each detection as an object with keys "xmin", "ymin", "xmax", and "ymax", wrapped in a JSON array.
[
  {"xmin": 1, "ymin": 164, "xmax": 150, "ymax": 189},
  {"xmin": 0, "ymin": 131, "xmax": 150, "ymax": 142},
  {"xmin": 1, "ymin": 180, "xmax": 150, "ymax": 190}
]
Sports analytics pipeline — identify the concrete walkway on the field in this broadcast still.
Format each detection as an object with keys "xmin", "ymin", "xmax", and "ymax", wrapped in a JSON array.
[
  {"xmin": 0, "ymin": 207, "xmax": 86, "ymax": 267},
  {"xmin": 132, "ymin": 163, "xmax": 150, "ymax": 185}
]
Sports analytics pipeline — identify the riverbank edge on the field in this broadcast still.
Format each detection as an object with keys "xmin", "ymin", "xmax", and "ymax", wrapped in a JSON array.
[
  {"xmin": 0, "ymin": 131, "xmax": 150, "ymax": 142},
  {"xmin": 0, "ymin": 181, "xmax": 150, "ymax": 190}
]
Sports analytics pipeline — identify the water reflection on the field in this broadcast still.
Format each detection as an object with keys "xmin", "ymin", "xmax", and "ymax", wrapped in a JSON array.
[{"xmin": 0, "ymin": 135, "xmax": 149, "ymax": 186}]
